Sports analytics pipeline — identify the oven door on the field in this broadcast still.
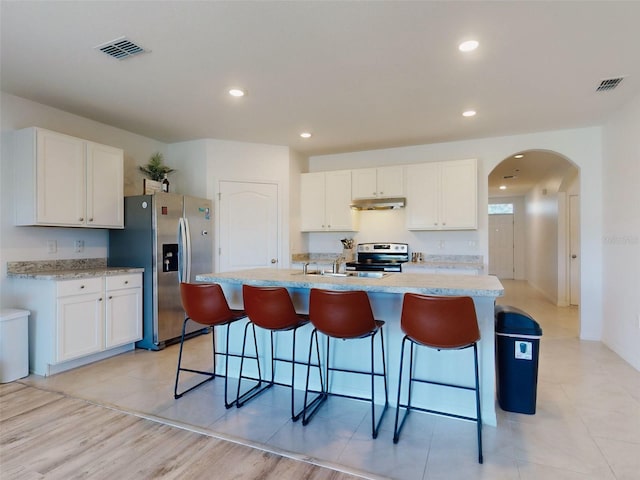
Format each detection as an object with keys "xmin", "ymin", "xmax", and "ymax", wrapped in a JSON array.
[{"xmin": 346, "ymin": 262, "xmax": 403, "ymax": 272}]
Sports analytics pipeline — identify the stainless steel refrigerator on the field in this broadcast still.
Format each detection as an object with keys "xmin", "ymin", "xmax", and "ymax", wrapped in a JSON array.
[{"xmin": 108, "ymin": 193, "xmax": 213, "ymax": 350}]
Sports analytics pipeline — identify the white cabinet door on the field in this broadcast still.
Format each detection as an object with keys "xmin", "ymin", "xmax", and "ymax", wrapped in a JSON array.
[
  {"xmin": 406, "ymin": 159, "xmax": 477, "ymax": 230},
  {"xmin": 405, "ymin": 163, "xmax": 440, "ymax": 229},
  {"xmin": 324, "ymin": 170, "xmax": 356, "ymax": 231},
  {"xmin": 301, "ymin": 171, "xmax": 357, "ymax": 232},
  {"xmin": 300, "ymin": 172, "xmax": 326, "ymax": 231},
  {"xmin": 352, "ymin": 166, "xmax": 404, "ymax": 199},
  {"xmin": 105, "ymin": 274, "xmax": 142, "ymax": 348},
  {"xmin": 352, "ymin": 168, "xmax": 378, "ymax": 199},
  {"xmin": 86, "ymin": 142, "xmax": 124, "ymax": 228},
  {"xmin": 376, "ymin": 166, "xmax": 404, "ymax": 198},
  {"xmin": 56, "ymin": 292, "xmax": 103, "ymax": 363},
  {"xmin": 36, "ymin": 129, "xmax": 86, "ymax": 225},
  {"xmin": 105, "ymin": 287, "xmax": 142, "ymax": 348},
  {"xmin": 440, "ymin": 159, "xmax": 477, "ymax": 229}
]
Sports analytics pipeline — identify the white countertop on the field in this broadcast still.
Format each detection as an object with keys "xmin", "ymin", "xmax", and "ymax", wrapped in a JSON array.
[
  {"xmin": 7, "ymin": 267, "xmax": 144, "ymax": 280},
  {"xmin": 196, "ymin": 268, "xmax": 503, "ymax": 298}
]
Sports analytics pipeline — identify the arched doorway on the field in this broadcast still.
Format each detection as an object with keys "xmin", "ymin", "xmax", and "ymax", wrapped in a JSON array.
[{"xmin": 488, "ymin": 150, "xmax": 580, "ymax": 308}]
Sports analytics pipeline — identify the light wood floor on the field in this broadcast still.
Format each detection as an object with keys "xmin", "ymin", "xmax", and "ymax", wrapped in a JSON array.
[{"xmin": 0, "ymin": 382, "xmax": 360, "ymax": 480}]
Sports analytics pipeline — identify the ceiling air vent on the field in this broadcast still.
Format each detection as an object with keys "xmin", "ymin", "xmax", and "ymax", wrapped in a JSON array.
[
  {"xmin": 95, "ymin": 37, "xmax": 147, "ymax": 60},
  {"xmin": 596, "ymin": 77, "xmax": 624, "ymax": 92}
]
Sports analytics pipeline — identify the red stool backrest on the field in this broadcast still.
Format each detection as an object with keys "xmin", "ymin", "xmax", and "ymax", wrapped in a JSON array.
[
  {"xmin": 242, "ymin": 285, "xmax": 301, "ymax": 330},
  {"xmin": 309, "ymin": 288, "xmax": 376, "ymax": 338},
  {"xmin": 401, "ymin": 293, "xmax": 480, "ymax": 349},
  {"xmin": 180, "ymin": 283, "xmax": 236, "ymax": 326}
]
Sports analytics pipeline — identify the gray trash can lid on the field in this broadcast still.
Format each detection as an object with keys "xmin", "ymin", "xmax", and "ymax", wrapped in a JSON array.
[
  {"xmin": 0, "ymin": 309, "xmax": 31, "ymax": 322},
  {"xmin": 495, "ymin": 305, "xmax": 542, "ymax": 336}
]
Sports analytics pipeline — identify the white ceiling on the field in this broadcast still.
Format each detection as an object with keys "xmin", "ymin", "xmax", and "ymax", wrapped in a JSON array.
[{"xmin": 2, "ymin": 2, "xmax": 638, "ymax": 181}]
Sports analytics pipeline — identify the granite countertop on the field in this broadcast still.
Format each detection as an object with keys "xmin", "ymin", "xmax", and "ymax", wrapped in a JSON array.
[
  {"xmin": 196, "ymin": 268, "xmax": 503, "ymax": 298},
  {"xmin": 406, "ymin": 261, "xmax": 484, "ymax": 271},
  {"xmin": 7, "ymin": 259, "xmax": 143, "ymax": 280},
  {"xmin": 291, "ymin": 253, "xmax": 484, "ymax": 270}
]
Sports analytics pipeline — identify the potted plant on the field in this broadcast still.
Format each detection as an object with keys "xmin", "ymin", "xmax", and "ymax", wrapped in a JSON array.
[{"xmin": 139, "ymin": 152, "xmax": 174, "ymax": 181}]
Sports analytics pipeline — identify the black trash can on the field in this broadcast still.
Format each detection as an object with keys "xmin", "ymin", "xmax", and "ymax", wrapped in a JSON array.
[{"xmin": 495, "ymin": 305, "xmax": 543, "ymax": 414}]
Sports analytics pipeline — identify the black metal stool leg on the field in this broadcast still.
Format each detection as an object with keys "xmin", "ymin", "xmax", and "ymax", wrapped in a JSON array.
[
  {"xmin": 236, "ymin": 322, "xmax": 270, "ymax": 408},
  {"xmin": 174, "ymin": 319, "xmax": 216, "ymax": 399},
  {"xmin": 474, "ymin": 343, "xmax": 483, "ymax": 464},
  {"xmin": 302, "ymin": 329, "xmax": 326, "ymax": 425},
  {"xmin": 370, "ymin": 329, "xmax": 389, "ymax": 439}
]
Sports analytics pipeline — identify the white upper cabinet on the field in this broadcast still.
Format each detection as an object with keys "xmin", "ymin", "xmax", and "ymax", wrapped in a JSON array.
[
  {"xmin": 86, "ymin": 141, "xmax": 124, "ymax": 228},
  {"xmin": 12, "ymin": 127, "xmax": 124, "ymax": 228},
  {"xmin": 351, "ymin": 166, "xmax": 404, "ymax": 199},
  {"xmin": 405, "ymin": 159, "xmax": 477, "ymax": 230},
  {"xmin": 301, "ymin": 170, "xmax": 358, "ymax": 232}
]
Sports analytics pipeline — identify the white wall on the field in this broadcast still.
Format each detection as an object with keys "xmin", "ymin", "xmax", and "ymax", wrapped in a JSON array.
[
  {"xmin": 168, "ymin": 138, "xmax": 292, "ymax": 272},
  {"xmin": 525, "ymin": 185, "xmax": 560, "ymax": 303},
  {"xmin": 602, "ymin": 94, "xmax": 640, "ymax": 370},
  {"xmin": 309, "ymin": 127, "xmax": 603, "ymax": 341},
  {"xmin": 0, "ymin": 93, "xmax": 166, "ymax": 307}
]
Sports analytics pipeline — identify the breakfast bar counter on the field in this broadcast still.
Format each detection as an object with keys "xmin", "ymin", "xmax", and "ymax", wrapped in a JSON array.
[{"xmin": 196, "ymin": 268, "xmax": 504, "ymax": 425}]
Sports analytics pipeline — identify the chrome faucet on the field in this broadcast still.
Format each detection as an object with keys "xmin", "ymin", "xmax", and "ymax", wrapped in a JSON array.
[
  {"xmin": 303, "ymin": 262, "xmax": 318, "ymax": 274},
  {"xmin": 332, "ymin": 256, "xmax": 343, "ymax": 273}
]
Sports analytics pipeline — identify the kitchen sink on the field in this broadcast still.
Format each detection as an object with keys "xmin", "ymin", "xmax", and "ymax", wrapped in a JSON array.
[{"xmin": 292, "ymin": 271, "xmax": 389, "ymax": 279}]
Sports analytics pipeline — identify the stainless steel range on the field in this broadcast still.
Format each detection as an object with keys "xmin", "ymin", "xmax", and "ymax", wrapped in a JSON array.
[{"xmin": 345, "ymin": 243, "xmax": 409, "ymax": 272}]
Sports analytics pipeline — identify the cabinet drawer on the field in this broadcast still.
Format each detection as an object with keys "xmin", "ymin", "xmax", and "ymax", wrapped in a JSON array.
[
  {"xmin": 106, "ymin": 273, "xmax": 142, "ymax": 291},
  {"xmin": 57, "ymin": 277, "xmax": 103, "ymax": 297}
]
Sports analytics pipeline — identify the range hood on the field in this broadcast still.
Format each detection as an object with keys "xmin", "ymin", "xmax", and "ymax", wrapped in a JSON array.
[{"xmin": 350, "ymin": 197, "xmax": 406, "ymax": 210}]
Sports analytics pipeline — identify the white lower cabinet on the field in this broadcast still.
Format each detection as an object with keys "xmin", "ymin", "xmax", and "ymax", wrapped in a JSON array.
[
  {"xmin": 105, "ymin": 274, "xmax": 143, "ymax": 349},
  {"xmin": 13, "ymin": 272, "xmax": 142, "ymax": 376},
  {"xmin": 56, "ymin": 277, "xmax": 104, "ymax": 362}
]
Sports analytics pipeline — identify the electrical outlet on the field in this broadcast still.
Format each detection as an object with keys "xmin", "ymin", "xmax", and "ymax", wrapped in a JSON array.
[
  {"xmin": 47, "ymin": 240, "xmax": 57, "ymax": 254},
  {"xmin": 74, "ymin": 240, "xmax": 84, "ymax": 253}
]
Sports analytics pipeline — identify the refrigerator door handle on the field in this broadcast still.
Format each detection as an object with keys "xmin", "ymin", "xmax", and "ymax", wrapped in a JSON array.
[
  {"xmin": 184, "ymin": 217, "xmax": 192, "ymax": 282},
  {"xmin": 178, "ymin": 217, "xmax": 186, "ymax": 283}
]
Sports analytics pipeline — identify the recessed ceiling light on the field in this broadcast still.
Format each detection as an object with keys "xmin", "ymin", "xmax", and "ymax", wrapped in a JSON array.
[
  {"xmin": 300, "ymin": 132, "xmax": 312, "ymax": 139},
  {"xmin": 229, "ymin": 88, "xmax": 245, "ymax": 97},
  {"xmin": 514, "ymin": 154, "xmax": 524, "ymax": 159},
  {"xmin": 462, "ymin": 110, "xmax": 476, "ymax": 117},
  {"xmin": 499, "ymin": 185, "xmax": 507, "ymax": 190},
  {"xmin": 459, "ymin": 40, "xmax": 479, "ymax": 52}
]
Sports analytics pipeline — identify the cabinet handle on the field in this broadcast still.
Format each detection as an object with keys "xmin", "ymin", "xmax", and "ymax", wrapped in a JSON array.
[
  {"xmin": 88, "ymin": 218, "xmax": 93, "ymax": 222},
  {"xmin": 99, "ymin": 297, "xmax": 103, "ymax": 302},
  {"xmin": 109, "ymin": 296, "xmax": 113, "ymax": 300},
  {"xmin": 80, "ymin": 285, "xmax": 85, "ymax": 289},
  {"xmin": 79, "ymin": 217, "xmax": 84, "ymax": 222},
  {"xmin": 124, "ymin": 280, "xmax": 129, "ymax": 285}
]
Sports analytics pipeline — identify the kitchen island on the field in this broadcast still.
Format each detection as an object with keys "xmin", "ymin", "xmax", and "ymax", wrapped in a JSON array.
[{"xmin": 196, "ymin": 268, "xmax": 504, "ymax": 426}]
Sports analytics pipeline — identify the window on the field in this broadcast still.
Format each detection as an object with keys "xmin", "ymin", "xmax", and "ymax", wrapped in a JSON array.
[{"xmin": 488, "ymin": 203, "xmax": 514, "ymax": 215}]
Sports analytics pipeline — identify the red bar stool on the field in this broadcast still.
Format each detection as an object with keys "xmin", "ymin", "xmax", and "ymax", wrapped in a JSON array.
[
  {"xmin": 393, "ymin": 293, "xmax": 483, "ymax": 464},
  {"xmin": 302, "ymin": 288, "xmax": 389, "ymax": 438},
  {"xmin": 174, "ymin": 282, "xmax": 246, "ymax": 408},
  {"xmin": 237, "ymin": 285, "xmax": 321, "ymax": 421}
]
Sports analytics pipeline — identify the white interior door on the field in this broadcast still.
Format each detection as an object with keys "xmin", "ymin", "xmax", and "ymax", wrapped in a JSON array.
[
  {"xmin": 569, "ymin": 194, "xmax": 580, "ymax": 306},
  {"xmin": 218, "ymin": 181, "xmax": 279, "ymax": 272},
  {"xmin": 489, "ymin": 214, "xmax": 515, "ymax": 279}
]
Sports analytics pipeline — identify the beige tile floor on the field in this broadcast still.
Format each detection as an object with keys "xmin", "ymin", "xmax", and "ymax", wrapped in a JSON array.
[{"xmin": 20, "ymin": 280, "xmax": 640, "ymax": 479}]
